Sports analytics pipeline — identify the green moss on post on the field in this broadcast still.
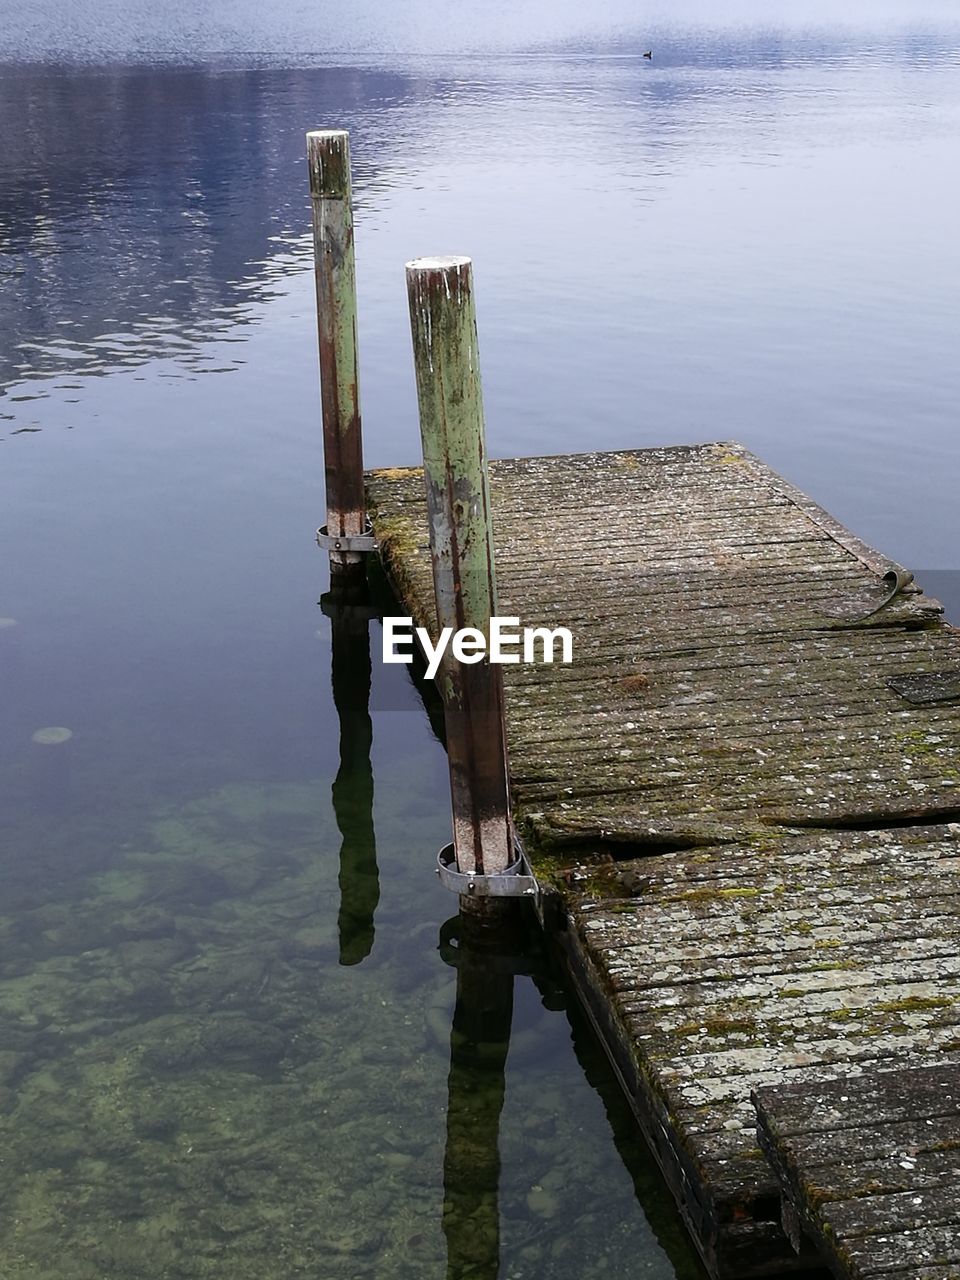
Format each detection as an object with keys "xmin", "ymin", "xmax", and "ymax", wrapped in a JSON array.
[{"xmin": 406, "ymin": 256, "xmax": 512, "ymax": 883}]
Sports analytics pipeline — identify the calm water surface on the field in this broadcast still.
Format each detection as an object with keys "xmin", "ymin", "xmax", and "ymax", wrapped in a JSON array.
[{"xmin": 1, "ymin": 11, "xmax": 959, "ymax": 1277}]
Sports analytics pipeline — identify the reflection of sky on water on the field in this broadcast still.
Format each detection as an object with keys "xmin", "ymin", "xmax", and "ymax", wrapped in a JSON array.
[
  {"xmin": 3, "ymin": 0, "xmax": 960, "ymax": 58},
  {"xmin": 5, "ymin": 31, "xmax": 959, "ymax": 570},
  {"xmin": 0, "ymin": 65, "xmax": 420, "ymax": 400},
  {"xmin": 3, "ymin": 41, "xmax": 959, "ymax": 409},
  {"xmin": 1, "ymin": 26, "xmax": 959, "ymax": 613}
]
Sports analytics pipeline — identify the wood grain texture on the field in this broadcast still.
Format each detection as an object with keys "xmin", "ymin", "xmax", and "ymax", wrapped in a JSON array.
[
  {"xmin": 754, "ymin": 1066, "xmax": 960, "ymax": 1279},
  {"xmin": 405, "ymin": 255, "xmax": 511, "ymax": 877}
]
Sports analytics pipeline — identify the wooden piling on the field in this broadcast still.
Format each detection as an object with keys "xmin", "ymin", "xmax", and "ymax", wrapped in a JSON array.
[
  {"xmin": 307, "ymin": 129, "xmax": 366, "ymax": 582},
  {"xmin": 405, "ymin": 256, "xmax": 512, "ymax": 882}
]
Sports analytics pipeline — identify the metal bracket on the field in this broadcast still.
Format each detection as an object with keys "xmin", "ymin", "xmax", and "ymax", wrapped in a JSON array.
[
  {"xmin": 436, "ymin": 842, "xmax": 539, "ymax": 899},
  {"xmin": 316, "ymin": 519, "xmax": 377, "ymax": 553}
]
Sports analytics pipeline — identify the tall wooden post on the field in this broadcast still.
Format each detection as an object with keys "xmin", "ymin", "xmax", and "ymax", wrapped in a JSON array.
[
  {"xmin": 406, "ymin": 256, "xmax": 513, "ymax": 885},
  {"xmin": 307, "ymin": 130, "xmax": 366, "ymax": 584}
]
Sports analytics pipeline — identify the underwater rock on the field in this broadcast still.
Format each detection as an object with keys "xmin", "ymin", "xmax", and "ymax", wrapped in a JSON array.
[
  {"xmin": 123, "ymin": 971, "xmax": 174, "ymax": 1016},
  {"xmin": 203, "ymin": 1016, "xmax": 287, "ymax": 1071},
  {"xmin": 140, "ymin": 1014, "xmax": 286, "ymax": 1076},
  {"xmin": 526, "ymin": 1185, "xmax": 560, "ymax": 1217},
  {"xmin": 149, "ymin": 865, "xmax": 233, "ymax": 912},
  {"xmin": 380, "ymin": 1151, "xmax": 415, "ymax": 1170},
  {"xmin": 117, "ymin": 936, "xmax": 192, "ymax": 975},
  {"xmin": 114, "ymin": 906, "xmax": 178, "ymax": 940},
  {"xmin": 173, "ymin": 951, "xmax": 276, "ymax": 1009},
  {"xmin": 0, "ymin": 1021, "xmax": 44, "ymax": 1054},
  {"xmin": 132, "ymin": 1104, "xmax": 180, "ymax": 1142},
  {"xmin": 0, "ymin": 1049, "xmax": 28, "ymax": 1087},
  {"xmin": 30, "ymin": 726, "xmax": 73, "ymax": 746},
  {"xmin": 279, "ymin": 927, "xmax": 336, "ymax": 963},
  {"xmin": 68, "ymin": 975, "xmax": 141, "ymax": 1018},
  {"xmin": 138, "ymin": 1016, "xmax": 207, "ymax": 1073},
  {"xmin": 58, "ymin": 1016, "xmax": 126, "ymax": 1044},
  {"xmin": 217, "ymin": 1163, "xmax": 269, "ymax": 1201},
  {"xmin": 319, "ymin": 1224, "xmax": 385, "ymax": 1256}
]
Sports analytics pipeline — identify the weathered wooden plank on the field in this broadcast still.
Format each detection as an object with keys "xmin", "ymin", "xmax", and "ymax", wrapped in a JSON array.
[
  {"xmin": 751, "ymin": 1114, "xmax": 960, "ymax": 1179},
  {"xmin": 859, "ymin": 1267, "xmax": 960, "ymax": 1280},
  {"xmin": 754, "ymin": 1063, "xmax": 960, "ymax": 1136},
  {"xmin": 824, "ymin": 1186, "xmax": 960, "ymax": 1238},
  {"xmin": 755, "ymin": 1066, "xmax": 960, "ymax": 1279},
  {"xmin": 605, "ymin": 939, "xmax": 960, "ymax": 994}
]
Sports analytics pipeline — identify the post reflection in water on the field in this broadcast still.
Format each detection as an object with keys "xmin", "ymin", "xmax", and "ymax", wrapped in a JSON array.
[
  {"xmin": 439, "ymin": 904, "xmax": 525, "ymax": 1280},
  {"xmin": 322, "ymin": 582, "xmax": 381, "ymax": 966}
]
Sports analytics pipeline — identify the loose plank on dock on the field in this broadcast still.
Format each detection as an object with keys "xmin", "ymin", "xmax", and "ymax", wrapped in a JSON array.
[
  {"xmin": 366, "ymin": 443, "xmax": 960, "ymax": 1277},
  {"xmin": 753, "ymin": 1065, "xmax": 960, "ymax": 1279}
]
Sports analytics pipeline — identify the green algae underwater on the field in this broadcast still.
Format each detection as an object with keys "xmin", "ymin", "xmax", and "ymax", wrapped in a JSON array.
[{"xmin": 0, "ymin": 731, "xmax": 704, "ymax": 1280}]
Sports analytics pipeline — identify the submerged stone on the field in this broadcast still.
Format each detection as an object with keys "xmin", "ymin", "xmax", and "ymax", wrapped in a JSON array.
[{"xmin": 31, "ymin": 727, "xmax": 73, "ymax": 746}]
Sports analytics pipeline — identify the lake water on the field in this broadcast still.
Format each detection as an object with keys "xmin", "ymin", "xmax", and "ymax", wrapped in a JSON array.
[{"xmin": 1, "ymin": 6, "xmax": 959, "ymax": 1277}]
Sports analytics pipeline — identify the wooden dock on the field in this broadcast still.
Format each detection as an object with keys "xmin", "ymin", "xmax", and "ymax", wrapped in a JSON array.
[
  {"xmin": 754, "ymin": 1065, "xmax": 960, "ymax": 1278},
  {"xmin": 365, "ymin": 442, "xmax": 960, "ymax": 1278}
]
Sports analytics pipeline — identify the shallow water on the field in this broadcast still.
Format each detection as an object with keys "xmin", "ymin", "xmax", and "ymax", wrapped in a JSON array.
[
  {"xmin": 2, "ymin": 10, "xmax": 959, "ymax": 1277},
  {"xmin": 0, "ymin": 756, "xmax": 700, "ymax": 1278}
]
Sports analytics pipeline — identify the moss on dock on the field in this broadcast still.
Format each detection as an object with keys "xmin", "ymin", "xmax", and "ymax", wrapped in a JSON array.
[{"xmin": 366, "ymin": 443, "xmax": 960, "ymax": 1278}]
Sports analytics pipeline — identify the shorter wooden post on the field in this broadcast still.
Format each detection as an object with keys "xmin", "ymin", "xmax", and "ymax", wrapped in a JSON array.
[
  {"xmin": 406, "ymin": 256, "xmax": 513, "ymax": 883},
  {"xmin": 307, "ymin": 129, "xmax": 366, "ymax": 584}
]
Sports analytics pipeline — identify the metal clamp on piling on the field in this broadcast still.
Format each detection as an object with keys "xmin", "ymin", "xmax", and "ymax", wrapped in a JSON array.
[
  {"xmin": 316, "ymin": 520, "xmax": 377, "ymax": 553},
  {"xmin": 436, "ymin": 843, "xmax": 539, "ymax": 899}
]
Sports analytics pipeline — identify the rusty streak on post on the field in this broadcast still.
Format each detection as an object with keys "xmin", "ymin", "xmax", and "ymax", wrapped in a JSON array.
[
  {"xmin": 307, "ymin": 129, "xmax": 365, "ymax": 579},
  {"xmin": 406, "ymin": 256, "xmax": 513, "ymax": 881}
]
